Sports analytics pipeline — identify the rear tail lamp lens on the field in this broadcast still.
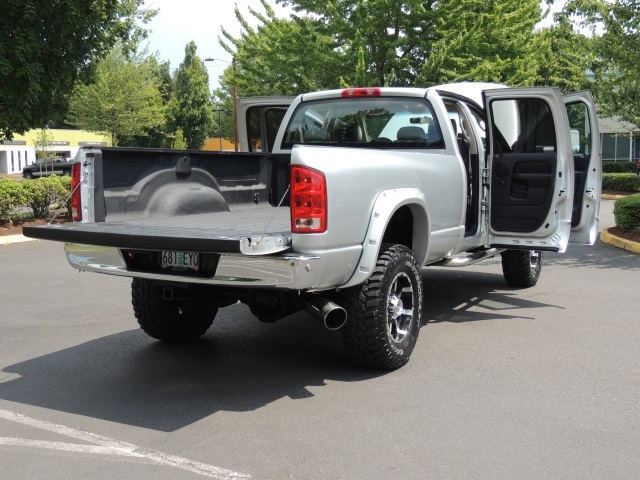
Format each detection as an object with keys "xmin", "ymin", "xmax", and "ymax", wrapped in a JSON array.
[
  {"xmin": 291, "ymin": 166, "xmax": 327, "ymax": 233},
  {"xmin": 71, "ymin": 162, "xmax": 82, "ymax": 221}
]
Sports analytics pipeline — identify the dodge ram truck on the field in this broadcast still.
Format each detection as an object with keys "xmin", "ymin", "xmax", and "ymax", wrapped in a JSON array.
[{"xmin": 25, "ymin": 83, "xmax": 602, "ymax": 369}]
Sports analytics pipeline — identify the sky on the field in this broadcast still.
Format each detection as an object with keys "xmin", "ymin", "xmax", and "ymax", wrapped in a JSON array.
[{"xmin": 140, "ymin": 0, "xmax": 293, "ymax": 91}]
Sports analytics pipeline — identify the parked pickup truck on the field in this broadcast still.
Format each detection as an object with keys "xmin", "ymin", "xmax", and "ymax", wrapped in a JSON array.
[
  {"xmin": 24, "ymin": 83, "xmax": 602, "ymax": 369},
  {"xmin": 22, "ymin": 157, "xmax": 74, "ymax": 179}
]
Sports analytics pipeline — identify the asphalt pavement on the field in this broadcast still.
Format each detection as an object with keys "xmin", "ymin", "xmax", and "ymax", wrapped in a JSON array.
[{"xmin": 0, "ymin": 199, "xmax": 638, "ymax": 480}]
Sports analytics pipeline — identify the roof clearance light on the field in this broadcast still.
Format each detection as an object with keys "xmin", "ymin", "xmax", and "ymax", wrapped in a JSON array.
[
  {"xmin": 341, "ymin": 87, "xmax": 381, "ymax": 98},
  {"xmin": 290, "ymin": 166, "xmax": 327, "ymax": 234}
]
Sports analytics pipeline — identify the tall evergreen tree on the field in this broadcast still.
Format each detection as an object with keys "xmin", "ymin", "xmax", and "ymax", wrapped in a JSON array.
[{"xmin": 172, "ymin": 42, "xmax": 214, "ymax": 150}]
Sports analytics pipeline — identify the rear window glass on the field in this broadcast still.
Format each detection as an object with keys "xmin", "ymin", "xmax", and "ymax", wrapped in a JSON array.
[
  {"xmin": 280, "ymin": 97, "xmax": 444, "ymax": 150},
  {"xmin": 489, "ymin": 98, "xmax": 557, "ymax": 154}
]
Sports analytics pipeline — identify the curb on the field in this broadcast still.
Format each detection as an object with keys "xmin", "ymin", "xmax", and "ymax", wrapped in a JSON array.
[
  {"xmin": 0, "ymin": 234, "xmax": 37, "ymax": 246},
  {"xmin": 600, "ymin": 228, "xmax": 640, "ymax": 254}
]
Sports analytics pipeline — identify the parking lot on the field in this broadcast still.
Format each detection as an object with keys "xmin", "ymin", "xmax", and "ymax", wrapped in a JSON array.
[{"xmin": 0, "ymin": 199, "xmax": 638, "ymax": 479}]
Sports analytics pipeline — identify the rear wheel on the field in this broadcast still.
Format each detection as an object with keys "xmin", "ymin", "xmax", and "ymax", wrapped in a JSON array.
[
  {"xmin": 131, "ymin": 279, "xmax": 218, "ymax": 342},
  {"xmin": 501, "ymin": 250, "xmax": 542, "ymax": 288},
  {"xmin": 341, "ymin": 244, "xmax": 423, "ymax": 370}
]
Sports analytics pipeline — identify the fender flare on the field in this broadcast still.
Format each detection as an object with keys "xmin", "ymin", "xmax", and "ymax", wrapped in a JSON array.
[{"xmin": 340, "ymin": 188, "xmax": 430, "ymax": 289}]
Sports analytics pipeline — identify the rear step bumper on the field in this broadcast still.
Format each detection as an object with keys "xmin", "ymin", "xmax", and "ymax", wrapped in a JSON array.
[{"xmin": 64, "ymin": 244, "xmax": 323, "ymax": 289}]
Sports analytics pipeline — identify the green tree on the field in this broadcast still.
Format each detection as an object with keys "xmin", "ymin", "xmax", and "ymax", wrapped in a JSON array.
[
  {"xmin": 0, "ymin": 0, "xmax": 156, "ymax": 141},
  {"xmin": 118, "ymin": 57, "xmax": 175, "ymax": 148},
  {"xmin": 275, "ymin": 0, "xmax": 443, "ymax": 87},
  {"xmin": 219, "ymin": 0, "xmax": 581, "ymax": 100},
  {"xmin": 172, "ymin": 42, "xmax": 214, "ymax": 150},
  {"xmin": 35, "ymin": 128, "xmax": 55, "ymax": 160},
  {"xmin": 565, "ymin": 0, "xmax": 640, "ymax": 126},
  {"xmin": 530, "ymin": 20, "xmax": 593, "ymax": 92},
  {"xmin": 219, "ymin": 3, "xmax": 341, "ymax": 95},
  {"xmin": 417, "ymin": 0, "xmax": 542, "ymax": 86},
  {"xmin": 67, "ymin": 46, "xmax": 165, "ymax": 146}
]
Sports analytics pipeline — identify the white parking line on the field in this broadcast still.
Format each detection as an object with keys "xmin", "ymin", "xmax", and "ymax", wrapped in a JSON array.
[{"xmin": 0, "ymin": 409, "xmax": 250, "ymax": 479}]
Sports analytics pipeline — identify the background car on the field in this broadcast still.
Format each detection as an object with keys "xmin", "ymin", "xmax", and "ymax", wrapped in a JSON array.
[{"xmin": 22, "ymin": 157, "xmax": 73, "ymax": 179}]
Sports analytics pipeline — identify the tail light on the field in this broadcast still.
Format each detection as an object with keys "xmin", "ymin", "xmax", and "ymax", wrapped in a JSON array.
[
  {"xmin": 291, "ymin": 166, "xmax": 327, "ymax": 233},
  {"xmin": 71, "ymin": 162, "xmax": 82, "ymax": 221}
]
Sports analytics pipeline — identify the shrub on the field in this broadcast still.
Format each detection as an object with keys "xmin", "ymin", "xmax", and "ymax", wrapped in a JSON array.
[
  {"xmin": 614, "ymin": 194, "xmax": 640, "ymax": 231},
  {"xmin": 56, "ymin": 176, "xmax": 73, "ymax": 216},
  {"xmin": 20, "ymin": 176, "xmax": 68, "ymax": 219},
  {"xmin": 602, "ymin": 173, "xmax": 640, "ymax": 192},
  {"xmin": 602, "ymin": 161, "xmax": 637, "ymax": 173},
  {"xmin": 0, "ymin": 178, "xmax": 25, "ymax": 223}
]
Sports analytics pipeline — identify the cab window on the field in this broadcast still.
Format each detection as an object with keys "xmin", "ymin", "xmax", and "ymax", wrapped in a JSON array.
[{"xmin": 281, "ymin": 98, "xmax": 444, "ymax": 150}]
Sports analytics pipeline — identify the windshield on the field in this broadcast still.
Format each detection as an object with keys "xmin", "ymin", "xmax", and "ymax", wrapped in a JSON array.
[{"xmin": 281, "ymin": 97, "xmax": 444, "ymax": 150}]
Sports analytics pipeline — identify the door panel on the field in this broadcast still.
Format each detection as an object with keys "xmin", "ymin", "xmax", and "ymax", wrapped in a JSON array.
[
  {"xmin": 564, "ymin": 92, "xmax": 602, "ymax": 245},
  {"xmin": 491, "ymin": 153, "xmax": 556, "ymax": 231},
  {"xmin": 485, "ymin": 88, "xmax": 574, "ymax": 252}
]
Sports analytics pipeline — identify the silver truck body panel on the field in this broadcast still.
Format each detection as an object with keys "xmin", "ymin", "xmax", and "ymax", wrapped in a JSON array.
[{"xmin": 289, "ymin": 144, "xmax": 466, "ymax": 255}]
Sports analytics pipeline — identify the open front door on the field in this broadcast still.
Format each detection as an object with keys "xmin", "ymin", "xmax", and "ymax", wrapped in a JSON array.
[
  {"xmin": 564, "ymin": 91, "xmax": 602, "ymax": 245},
  {"xmin": 484, "ymin": 88, "xmax": 574, "ymax": 252}
]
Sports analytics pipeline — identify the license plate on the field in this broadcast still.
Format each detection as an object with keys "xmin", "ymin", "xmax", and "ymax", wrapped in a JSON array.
[{"xmin": 161, "ymin": 251, "xmax": 200, "ymax": 271}]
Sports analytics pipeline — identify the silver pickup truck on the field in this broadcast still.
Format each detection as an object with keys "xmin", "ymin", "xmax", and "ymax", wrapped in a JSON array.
[{"xmin": 25, "ymin": 83, "xmax": 602, "ymax": 369}]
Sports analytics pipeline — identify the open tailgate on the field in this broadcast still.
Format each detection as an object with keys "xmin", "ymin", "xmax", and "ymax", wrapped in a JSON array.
[{"xmin": 23, "ymin": 208, "xmax": 292, "ymax": 256}]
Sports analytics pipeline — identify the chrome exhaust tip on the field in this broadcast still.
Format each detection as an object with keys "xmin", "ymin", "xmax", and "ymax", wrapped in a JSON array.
[{"xmin": 303, "ymin": 296, "xmax": 347, "ymax": 330}]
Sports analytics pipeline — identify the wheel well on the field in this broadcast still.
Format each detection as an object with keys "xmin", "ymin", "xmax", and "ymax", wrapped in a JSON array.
[{"xmin": 381, "ymin": 205, "xmax": 413, "ymax": 250}]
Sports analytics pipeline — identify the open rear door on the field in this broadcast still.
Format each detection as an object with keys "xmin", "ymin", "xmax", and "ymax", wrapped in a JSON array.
[
  {"xmin": 236, "ymin": 96, "xmax": 294, "ymax": 152},
  {"xmin": 484, "ymin": 87, "xmax": 574, "ymax": 252},
  {"xmin": 564, "ymin": 91, "xmax": 602, "ymax": 245}
]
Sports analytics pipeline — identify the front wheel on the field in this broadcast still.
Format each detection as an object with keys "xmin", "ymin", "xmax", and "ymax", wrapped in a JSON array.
[
  {"xmin": 341, "ymin": 244, "xmax": 423, "ymax": 370},
  {"xmin": 131, "ymin": 279, "xmax": 218, "ymax": 342},
  {"xmin": 501, "ymin": 250, "xmax": 542, "ymax": 288}
]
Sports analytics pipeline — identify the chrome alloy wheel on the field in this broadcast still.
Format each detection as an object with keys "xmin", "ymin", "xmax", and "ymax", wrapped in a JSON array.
[
  {"xmin": 529, "ymin": 250, "xmax": 542, "ymax": 276},
  {"xmin": 386, "ymin": 271, "xmax": 415, "ymax": 343}
]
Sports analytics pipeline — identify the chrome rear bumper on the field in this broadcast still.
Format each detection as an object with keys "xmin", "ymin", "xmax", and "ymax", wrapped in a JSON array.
[{"xmin": 64, "ymin": 244, "xmax": 322, "ymax": 290}]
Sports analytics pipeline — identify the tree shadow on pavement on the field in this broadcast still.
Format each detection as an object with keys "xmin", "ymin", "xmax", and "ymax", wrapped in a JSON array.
[
  {"xmin": 421, "ymin": 267, "xmax": 563, "ymax": 324},
  {"xmin": 0, "ymin": 266, "xmax": 565, "ymax": 433},
  {"xmin": 0, "ymin": 304, "xmax": 383, "ymax": 432}
]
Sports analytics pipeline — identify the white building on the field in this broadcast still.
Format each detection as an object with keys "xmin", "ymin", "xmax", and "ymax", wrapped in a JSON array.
[{"xmin": 1, "ymin": 129, "xmax": 109, "ymax": 174}]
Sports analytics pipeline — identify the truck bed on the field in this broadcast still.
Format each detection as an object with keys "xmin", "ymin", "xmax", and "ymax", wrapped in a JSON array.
[{"xmin": 24, "ymin": 207, "xmax": 292, "ymax": 254}]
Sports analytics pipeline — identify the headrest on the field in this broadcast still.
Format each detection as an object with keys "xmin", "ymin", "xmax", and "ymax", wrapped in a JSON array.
[{"xmin": 396, "ymin": 126, "xmax": 425, "ymax": 141}]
